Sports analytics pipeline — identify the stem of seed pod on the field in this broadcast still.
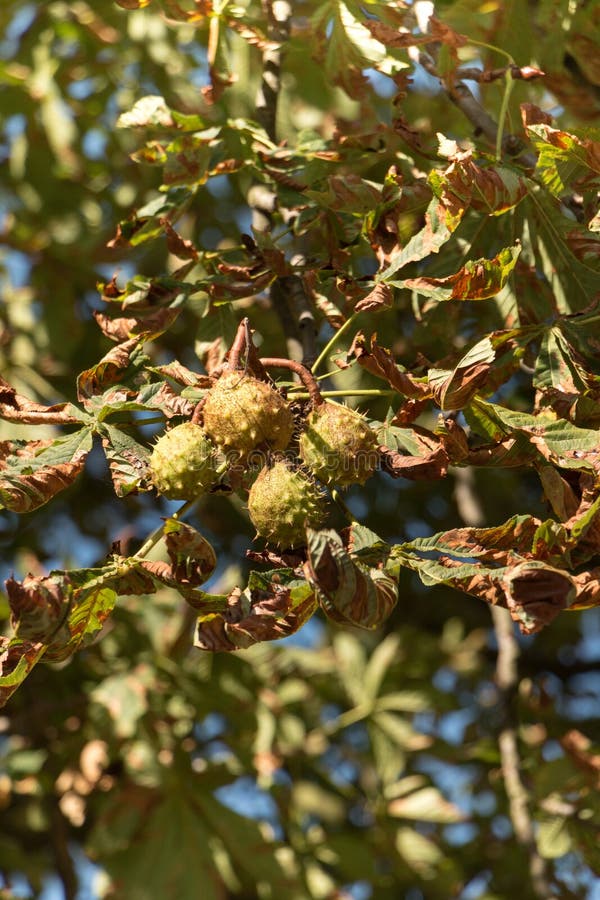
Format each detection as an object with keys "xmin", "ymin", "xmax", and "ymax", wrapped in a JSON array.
[
  {"xmin": 191, "ymin": 398, "xmax": 206, "ymax": 424},
  {"xmin": 259, "ymin": 357, "xmax": 323, "ymax": 406},
  {"xmin": 311, "ymin": 312, "xmax": 358, "ymax": 375},
  {"xmin": 227, "ymin": 317, "xmax": 250, "ymax": 370},
  {"xmin": 290, "ymin": 389, "xmax": 395, "ymax": 400},
  {"xmin": 331, "ymin": 488, "xmax": 355, "ymax": 523},
  {"xmin": 135, "ymin": 499, "xmax": 198, "ymax": 559}
]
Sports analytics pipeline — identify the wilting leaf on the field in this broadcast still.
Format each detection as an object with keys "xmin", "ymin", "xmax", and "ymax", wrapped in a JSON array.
[
  {"xmin": 0, "ymin": 376, "xmax": 85, "ymax": 425},
  {"xmin": 503, "ymin": 561, "xmax": 577, "ymax": 633},
  {"xmin": 429, "ymin": 150, "xmax": 527, "ymax": 227},
  {"xmin": 164, "ymin": 519, "xmax": 218, "ymax": 588},
  {"xmin": 0, "ymin": 639, "xmax": 47, "ymax": 709},
  {"xmin": 466, "ymin": 397, "xmax": 600, "ymax": 473},
  {"xmin": 379, "ymin": 426, "xmax": 449, "ymax": 481},
  {"xmin": 403, "ymin": 245, "xmax": 521, "ymax": 302},
  {"xmin": 428, "ymin": 337, "xmax": 495, "ymax": 409},
  {"xmin": 305, "ymin": 529, "xmax": 398, "ymax": 629},
  {"xmin": 195, "ymin": 570, "xmax": 318, "ymax": 651},
  {"xmin": 348, "ymin": 333, "xmax": 430, "ymax": 399},
  {"xmin": 354, "ymin": 283, "xmax": 394, "ymax": 312},
  {"xmin": 0, "ymin": 428, "xmax": 93, "ymax": 513},
  {"xmin": 533, "ymin": 325, "xmax": 592, "ymax": 394},
  {"xmin": 525, "ymin": 121, "xmax": 600, "ymax": 196},
  {"xmin": 379, "ymin": 195, "xmax": 455, "ymax": 281},
  {"xmin": 77, "ymin": 338, "xmax": 148, "ymax": 403}
]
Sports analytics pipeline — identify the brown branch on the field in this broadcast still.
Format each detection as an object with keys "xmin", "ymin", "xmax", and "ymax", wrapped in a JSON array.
[
  {"xmin": 49, "ymin": 803, "xmax": 78, "ymax": 900},
  {"xmin": 457, "ymin": 64, "xmax": 545, "ymax": 84},
  {"xmin": 259, "ymin": 357, "xmax": 323, "ymax": 406},
  {"xmin": 454, "ymin": 467, "xmax": 553, "ymax": 898},
  {"xmin": 250, "ymin": 1, "xmax": 317, "ymax": 364},
  {"xmin": 491, "ymin": 605, "xmax": 554, "ymax": 899},
  {"xmin": 418, "ymin": 50, "xmax": 536, "ymax": 165}
]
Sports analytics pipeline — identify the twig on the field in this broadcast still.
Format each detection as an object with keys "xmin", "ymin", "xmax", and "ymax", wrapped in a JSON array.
[
  {"xmin": 49, "ymin": 803, "xmax": 78, "ymax": 900},
  {"xmin": 454, "ymin": 468, "xmax": 553, "ymax": 899},
  {"xmin": 418, "ymin": 49, "xmax": 536, "ymax": 166},
  {"xmin": 491, "ymin": 605, "xmax": 554, "ymax": 899},
  {"xmin": 251, "ymin": 1, "xmax": 317, "ymax": 364},
  {"xmin": 457, "ymin": 64, "xmax": 545, "ymax": 84}
]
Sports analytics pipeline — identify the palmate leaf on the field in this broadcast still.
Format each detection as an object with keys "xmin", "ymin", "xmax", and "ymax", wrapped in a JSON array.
[
  {"xmin": 524, "ymin": 186, "xmax": 600, "ymax": 314},
  {"xmin": 311, "ymin": 1, "xmax": 404, "ymax": 96},
  {"xmin": 465, "ymin": 397, "xmax": 600, "ymax": 473},
  {"xmin": 90, "ymin": 775, "xmax": 304, "ymax": 900},
  {"xmin": 387, "ymin": 514, "xmax": 597, "ymax": 632},
  {"xmin": 0, "ymin": 427, "xmax": 93, "ymax": 513}
]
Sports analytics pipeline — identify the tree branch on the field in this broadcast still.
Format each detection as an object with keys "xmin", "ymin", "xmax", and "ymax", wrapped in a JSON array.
[
  {"xmin": 491, "ymin": 605, "xmax": 554, "ymax": 899},
  {"xmin": 250, "ymin": 1, "xmax": 317, "ymax": 365},
  {"xmin": 49, "ymin": 803, "xmax": 78, "ymax": 900},
  {"xmin": 453, "ymin": 467, "xmax": 553, "ymax": 899},
  {"xmin": 418, "ymin": 50, "xmax": 536, "ymax": 166}
]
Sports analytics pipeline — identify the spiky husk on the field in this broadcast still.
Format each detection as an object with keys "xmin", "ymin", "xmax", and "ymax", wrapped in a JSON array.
[
  {"xmin": 149, "ymin": 422, "xmax": 219, "ymax": 499},
  {"xmin": 247, "ymin": 461, "xmax": 328, "ymax": 548},
  {"xmin": 299, "ymin": 402, "xmax": 379, "ymax": 486},
  {"xmin": 203, "ymin": 371, "xmax": 294, "ymax": 456}
]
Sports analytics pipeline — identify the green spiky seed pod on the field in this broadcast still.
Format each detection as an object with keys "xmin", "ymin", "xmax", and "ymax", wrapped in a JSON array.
[
  {"xmin": 299, "ymin": 402, "xmax": 379, "ymax": 486},
  {"xmin": 247, "ymin": 461, "xmax": 328, "ymax": 548},
  {"xmin": 202, "ymin": 371, "xmax": 294, "ymax": 456},
  {"xmin": 149, "ymin": 422, "xmax": 219, "ymax": 499}
]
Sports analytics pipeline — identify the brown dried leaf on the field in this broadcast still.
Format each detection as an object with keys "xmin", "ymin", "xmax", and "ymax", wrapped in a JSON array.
[
  {"xmin": 429, "ymin": 360, "xmax": 491, "ymax": 410},
  {"xmin": 160, "ymin": 218, "xmax": 198, "ymax": 260},
  {"xmin": 0, "ymin": 376, "xmax": 81, "ymax": 425},
  {"xmin": 348, "ymin": 332, "xmax": 430, "ymax": 399},
  {"xmin": 354, "ymin": 283, "xmax": 394, "ymax": 313},
  {"xmin": 195, "ymin": 582, "xmax": 317, "ymax": 651},
  {"xmin": 380, "ymin": 443, "xmax": 449, "ymax": 481},
  {"xmin": 560, "ymin": 730, "xmax": 600, "ymax": 788},
  {"xmin": 520, "ymin": 103, "xmax": 554, "ymax": 127},
  {"xmin": 504, "ymin": 561, "xmax": 576, "ymax": 633},
  {"xmin": 77, "ymin": 338, "xmax": 141, "ymax": 401}
]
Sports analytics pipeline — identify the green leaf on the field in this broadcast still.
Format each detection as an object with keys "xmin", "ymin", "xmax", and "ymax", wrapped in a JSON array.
[
  {"xmin": 379, "ymin": 196, "xmax": 454, "ymax": 281},
  {"xmin": 536, "ymin": 814, "xmax": 573, "ymax": 859},
  {"xmin": 466, "ymin": 397, "xmax": 600, "ymax": 472}
]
